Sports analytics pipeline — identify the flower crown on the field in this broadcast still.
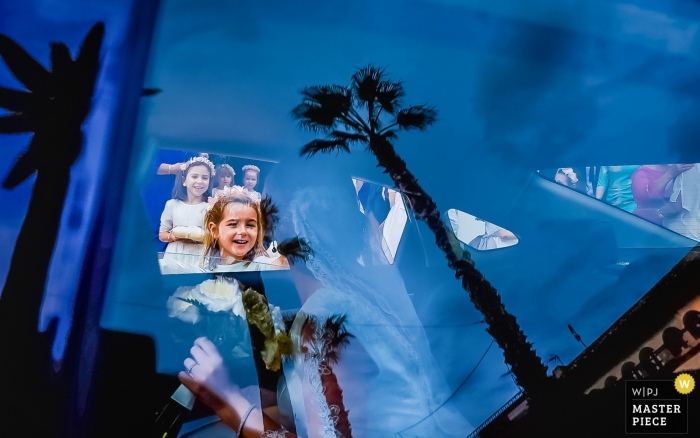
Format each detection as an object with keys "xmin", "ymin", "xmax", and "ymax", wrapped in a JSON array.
[
  {"xmin": 218, "ymin": 163, "xmax": 235, "ymax": 175},
  {"xmin": 242, "ymin": 164, "xmax": 260, "ymax": 174},
  {"xmin": 181, "ymin": 154, "xmax": 216, "ymax": 176},
  {"xmin": 207, "ymin": 185, "xmax": 260, "ymax": 210}
]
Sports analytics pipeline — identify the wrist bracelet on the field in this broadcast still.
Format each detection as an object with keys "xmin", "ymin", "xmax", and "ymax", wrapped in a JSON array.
[
  {"xmin": 237, "ymin": 403, "xmax": 256, "ymax": 437},
  {"xmin": 168, "ymin": 164, "xmax": 172, "ymax": 174}
]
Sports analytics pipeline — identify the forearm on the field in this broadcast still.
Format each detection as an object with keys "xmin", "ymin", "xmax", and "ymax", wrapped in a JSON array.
[
  {"xmin": 159, "ymin": 231, "xmax": 173, "ymax": 243},
  {"xmin": 219, "ymin": 391, "xmax": 296, "ymax": 438},
  {"xmin": 157, "ymin": 162, "xmax": 183, "ymax": 175},
  {"xmin": 650, "ymin": 172, "xmax": 675, "ymax": 199},
  {"xmin": 595, "ymin": 186, "xmax": 604, "ymax": 200},
  {"xmin": 660, "ymin": 193, "xmax": 684, "ymax": 217}
]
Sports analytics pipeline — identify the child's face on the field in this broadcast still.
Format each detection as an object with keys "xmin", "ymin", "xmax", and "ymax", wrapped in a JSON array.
[
  {"xmin": 210, "ymin": 203, "xmax": 258, "ymax": 260},
  {"xmin": 184, "ymin": 164, "xmax": 210, "ymax": 198},
  {"xmin": 243, "ymin": 171, "xmax": 258, "ymax": 190},
  {"xmin": 218, "ymin": 174, "xmax": 232, "ymax": 188}
]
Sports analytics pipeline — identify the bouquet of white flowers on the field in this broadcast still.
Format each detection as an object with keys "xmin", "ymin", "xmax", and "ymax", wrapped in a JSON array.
[
  {"xmin": 167, "ymin": 277, "xmax": 252, "ymax": 361},
  {"xmin": 167, "ymin": 276, "xmax": 289, "ymax": 368}
]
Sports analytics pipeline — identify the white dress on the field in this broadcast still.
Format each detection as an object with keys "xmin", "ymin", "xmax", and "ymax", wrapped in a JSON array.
[
  {"xmin": 160, "ymin": 199, "xmax": 208, "ymax": 265},
  {"xmin": 665, "ymin": 165, "xmax": 700, "ymax": 241},
  {"xmin": 242, "ymin": 187, "xmax": 262, "ymax": 202},
  {"xmin": 209, "ymin": 256, "xmax": 284, "ymax": 273},
  {"xmin": 279, "ymin": 280, "xmax": 470, "ymax": 438}
]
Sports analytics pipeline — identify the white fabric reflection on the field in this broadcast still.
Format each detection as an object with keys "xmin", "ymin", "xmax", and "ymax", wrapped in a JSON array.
[
  {"xmin": 667, "ymin": 165, "xmax": 700, "ymax": 241},
  {"xmin": 266, "ymin": 155, "xmax": 472, "ymax": 437}
]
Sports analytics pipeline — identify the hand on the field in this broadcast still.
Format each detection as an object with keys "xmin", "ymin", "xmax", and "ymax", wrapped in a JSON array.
[
  {"xmin": 669, "ymin": 164, "xmax": 694, "ymax": 177},
  {"xmin": 179, "ymin": 373, "xmax": 239, "ymax": 423},
  {"xmin": 181, "ymin": 337, "xmax": 237, "ymax": 403}
]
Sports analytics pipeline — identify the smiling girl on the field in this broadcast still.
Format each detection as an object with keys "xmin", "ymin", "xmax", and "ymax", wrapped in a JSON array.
[
  {"xmin": 159, "ymin": 155, "xmax": 215, "ymax": 264},
  {"xmin": 212, "ymin": 163, "xmax": 235, "ymax": 197},
  {"xmin": 202, "ymin": 187, "xmax": 288, "ymax": 272},
  {"xmin": 241, "ymin": 164, "xmax": 262, "ymax": 202}
]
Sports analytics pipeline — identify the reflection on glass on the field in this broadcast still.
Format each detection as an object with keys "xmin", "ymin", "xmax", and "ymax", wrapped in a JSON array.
[
  {"xmin": 352, "ymin": 179, "xmax": 408, "ymax": 264},
  {"xmin": 541, "ymin": 164, "xmax": 700, "ymax": 241},
  {"xmin": 446, "ymin": 209, "xmax": 518, "ymax": 250},
  {"xmin": 141, "ymin": 150, "xmax": 288, "ymax": 274}
]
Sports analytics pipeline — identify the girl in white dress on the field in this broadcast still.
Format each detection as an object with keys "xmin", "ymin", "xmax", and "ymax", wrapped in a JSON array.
[
  {"xmin": 241, "ymin": 164, "xmax": 262, "ymax": 202},
  {"xmin": 159, "ymin": 155, "xmax": 215, "ymax": 266},
  {"xmin": 212, "ymin": 164, "xmax": 236, "ymax": 198},
  {"xmin": 201, "ymin": 186, "xmax": 288, "ymax": 272}
]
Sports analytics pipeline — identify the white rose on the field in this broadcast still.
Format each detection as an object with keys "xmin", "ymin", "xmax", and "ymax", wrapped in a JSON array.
[
  {"xmin": 191, "ymin": 278, "xmax": 243, "ymax": 314},
  {"xmin": 167, "ymin": 286, "xmax": 201, "ymax": 324}
]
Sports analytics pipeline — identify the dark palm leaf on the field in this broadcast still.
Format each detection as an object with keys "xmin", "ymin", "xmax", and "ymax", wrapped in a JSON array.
[
  {"xmin": 49, "ymin": 42, "xmax": 72, "ymax": 83},
  {"xmin": 0, "ymin": 22, "xmax": 104, "ymax": 188},
  {"xmin": 300, "ymin": 139, "xmax": 351, "ymax": 157},
  {"xmin": 0, "ymin": 34, "xmax": 51, "ymax": 94},
  {"xmin": 291, "ymin": 103, "xmax": 338, "ymax": 132},
  {"xmin": 277, "ymin": 237, "xmax": 313, "ymax": 265},
  {"xmin": 0, "ymin": 86, "xmax": 30, "ymax": 112},
  {"xmin": 324, "ymin": 314, "xmax": 354, "ymax": 364},
  {"xmin": 259, "ymin": 197, "xmax": 279, "ymax": 243},
  {"xmin": 292, "ymin": 85, "xmax": 352, "ymax": 132},
  {"xmin": 3, "ymin": 143, "xmax": 37, "ymax": 189},
  {"xmin": 352, "ymin": 65, "xmax": 385, "ymax": 107},
  {"xmin": 330, "ymin": 130, "xmax": 368, "ymax": 145},
  {"xmin": 0, "ymin": 114, "xmax": 32, "ymax": 133},
  {"xmin": 375, "ymin": 80, "xmax": 405, "ymax": 115},
  {"xmin": 395, "ymin": 105, "xmax": 438, "ymax": 131},
  {"xmin": 301, "ymin": 85, "xmax": 352, "ymax": 114}
]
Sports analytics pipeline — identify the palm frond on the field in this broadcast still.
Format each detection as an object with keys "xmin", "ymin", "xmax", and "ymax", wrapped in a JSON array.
[
  {"xmin": 0, "ymin": 113, "xmax": 32, "ymax": 133},
  {"xmin": 300, "ymin": 85, "xmax": 352, "ymax": 113},
  {"xmin": 375, "ymin": 80, "xmax": 405, "ymax": 115},
  {"xmin": 300, "ymin": 139, "xmax": 351, "ymax": 157},
  {"xmin": 352, "ymin": 65, "xmax": 385, "ymax": 107},
  {"xmin": 395, "ymin": 105, "xmax": 438, "ymax": 131},
  {"xmin": 0, "ymin": 86, "xmax": 30, "ymax": 112},
  {"xmin": 277, "ymin": 237, "xmax": 313, "ymax": 265},
  {"xmin": 0, "ymin": 34, "xmax": 51, "ymax": 93},
  {"xmin": 259, "ymin": 197, "xmax": 279, "ymax": 243},
  {"xmin": 292, "ymin": 85, "xmax": 353, "ymax": 132},
  {"xmin": 324, "ymin": 314, "xmax": 354, "ymax": 364},
  {"xmin": 291, "ymin": 103, "xmax": 338, "ymax": 132},
  {"xmin": 330, "ymin": 130, "xmax": 368, "ymax": 145},
  {"xmin": 49, "ymin": 42, "xmax": 72, "ymax": 79},
  {"xmin": 3, "ymin": 146, "xmax": 36, "ymax": 189}
]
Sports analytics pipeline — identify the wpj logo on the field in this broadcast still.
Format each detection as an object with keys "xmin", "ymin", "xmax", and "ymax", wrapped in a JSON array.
[
  {"xmin": 631, "ymin": 388, "xmax": 658, "ymax": 397},
  {"xmin": 625, "ymin": 379, "xmax": 690, "ymax": 434}
]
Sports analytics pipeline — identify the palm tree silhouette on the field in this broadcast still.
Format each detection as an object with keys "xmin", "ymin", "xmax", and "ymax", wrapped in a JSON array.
[
  {"xmin": 292, "ymin": 65, "xmax": 548, "ymax": 398},
  {"xmin": 0, "ymin": 23, "xmax": 104, "ymax": 437}
]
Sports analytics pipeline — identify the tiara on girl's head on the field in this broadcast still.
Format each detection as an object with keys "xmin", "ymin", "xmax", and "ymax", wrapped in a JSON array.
[
  {"xmin": 207, "ymin": 185, "xmax": 260, "ymax": 210},
  {"xmin": 242, "ymin": 164, "xmax": 260, "ymax": 174},
  {"xmin": 181, "ymin": 154, "xmax": 216, "ymax": 176},
  {"xmin": 219, "ymin": 163, "xmax": 235, "ymax": 175}
]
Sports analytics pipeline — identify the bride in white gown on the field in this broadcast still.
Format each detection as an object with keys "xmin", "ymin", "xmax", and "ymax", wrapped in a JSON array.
[{"xmin": 178, "ymin": 154, "xmax": 471, "ymax": 437}]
